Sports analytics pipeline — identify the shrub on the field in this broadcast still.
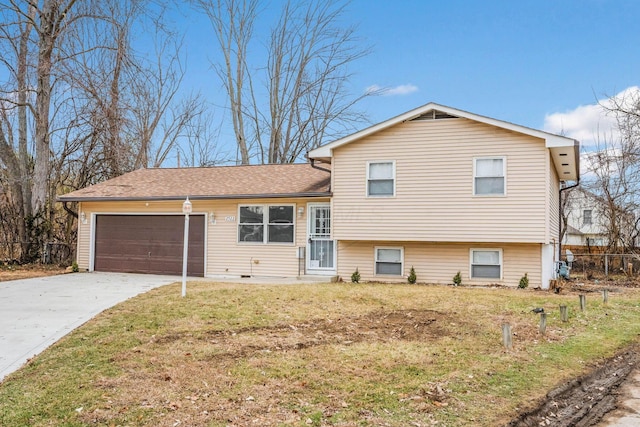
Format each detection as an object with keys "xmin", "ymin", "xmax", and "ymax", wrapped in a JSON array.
[
  {"xmin": 71, "ymin": 261, "xmax": 79, "ymax": 273},
  {"xmin": 519, "ymin": 273, "xmax": 529, "ymax": 289},
  {"xmin": 351, "ymin": 268, "xmax": 360, "ymax": 283},
  {"xmin": 453, "ymin": 271, "xmax": 462, "ymax": 286},
  {"xmin": 408, "ymin": 266, "xmax": 417, "ymax": 284}
]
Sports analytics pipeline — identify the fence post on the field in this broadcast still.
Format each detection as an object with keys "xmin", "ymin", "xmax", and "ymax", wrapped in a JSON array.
[
  {"xmin": 605, "ymin": 254, "xmax": 608, "ymax": 277},
  {"xmin": 539, "ymin": 313, "xmax": 547, "ymax": 335},
  {"xmin": 502, "ymin": 323, "xmax": 512, "ymax": 350},
  {"xmin": 560, "ymin": 305, "xmax": 568, "ymax": 322},
  {"xmin": 579, "ymin": 294, "xmax": 586, "ymax": 312},
  {"xmin": 603, "ymin": 289, "xmax": 609, "ymax": 304}
]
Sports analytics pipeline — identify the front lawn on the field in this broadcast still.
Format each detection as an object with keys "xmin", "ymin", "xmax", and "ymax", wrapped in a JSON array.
[{"xmin": 1, "ymin": 282, "xmax": 639, "ymax": 426}]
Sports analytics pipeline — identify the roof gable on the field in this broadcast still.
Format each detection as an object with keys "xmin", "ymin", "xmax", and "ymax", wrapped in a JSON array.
[{"xmin": 308, "ymin": 102, "xmax": 580, "ymax": 181}]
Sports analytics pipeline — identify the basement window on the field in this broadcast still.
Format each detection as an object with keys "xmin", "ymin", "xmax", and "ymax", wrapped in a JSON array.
[
  {"xmin": 470, "ymin": 249, "xmax": 502, "ymax": 279},
  {"xmin": 375, "ymin": 247, "xmax": 403, "ymax": 275}
]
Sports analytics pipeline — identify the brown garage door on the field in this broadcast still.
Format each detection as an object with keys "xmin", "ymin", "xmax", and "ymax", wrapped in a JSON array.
[{"xmin": 94, "ymin": 215, "xmax": 205, "ymax": 276}]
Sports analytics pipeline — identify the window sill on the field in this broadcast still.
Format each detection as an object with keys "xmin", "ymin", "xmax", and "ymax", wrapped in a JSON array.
[{"xmin": 237, "ymin": 242, "xmax": 296, "ymax": 246}]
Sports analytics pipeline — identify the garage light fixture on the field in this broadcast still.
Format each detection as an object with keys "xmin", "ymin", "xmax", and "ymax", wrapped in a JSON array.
[
  {"xmin": 209, "ymin": 211, "xmax": 216, "ymax": 225},
  {"xmin": 80, "ymin": 212, "xmax": 87, "ymax": 224},
  {"xmin": 298, "ymin": 206, "xmax": 304, "ymax": 217}
]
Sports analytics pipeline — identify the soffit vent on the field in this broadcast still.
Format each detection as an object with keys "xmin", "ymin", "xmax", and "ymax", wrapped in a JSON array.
[{"xmin": 410, "ymin": 110, "xmax": 459, "ymax": 121}]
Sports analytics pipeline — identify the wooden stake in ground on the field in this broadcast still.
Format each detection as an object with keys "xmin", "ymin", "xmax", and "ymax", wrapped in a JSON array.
[
  {"xmin": 603, "ymin": 289, "xmax": 609, "ymax": 305},
  {"xmin": 539, "ymin": 313, "xmax": 547, "ymax": 335},
  {"xmin": 579, "ymin": 294, "xmax": 586, "ymax": 312},
  {"xmin": 502, "ymin": 323, "xmax": 513, "ymax": 349},
  {"xmin": 560, "ymin": 305, "xmax": 569, "ymax": 322}
]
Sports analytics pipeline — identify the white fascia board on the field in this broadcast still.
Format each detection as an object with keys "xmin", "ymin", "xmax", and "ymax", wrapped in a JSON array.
[{"xmin": 545, "ymin": 134, "xmax": 578, "ymax": 148}]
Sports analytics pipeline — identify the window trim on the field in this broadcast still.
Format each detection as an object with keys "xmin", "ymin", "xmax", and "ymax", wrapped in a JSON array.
[
  {"xmin": 469, "ymin": 248, "xmax": 503, "ymax": 280},
  {"xmin": 583, "ymin": 209, "xmax": 593, "ymax": 226},
  {"xmin": 473, "ymin": 156, "xmax": 506, "ymax": 196},
  {"xmin": 366, "ymin": 160, "xmax": 396, "ymax": 197},
  {"xmin": 374, "ymin": 246, "xmax": 404, "ymax": 276},
  {"xmin": 237, "ymin": 204, "xmax": 296, "ymax": 245}
]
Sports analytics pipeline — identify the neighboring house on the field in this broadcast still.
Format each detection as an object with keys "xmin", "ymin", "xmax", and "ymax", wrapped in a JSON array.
[
  {"xmin": 59, "ymin": 103, "xmax": 580, "ymax": 288},
  {"xmin": 562, "ymin": 188, "xmax": 608, "ymax": 248}
]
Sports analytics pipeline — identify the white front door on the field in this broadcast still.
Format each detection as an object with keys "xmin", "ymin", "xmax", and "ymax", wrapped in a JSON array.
[{"xmin": 307, "ymin": 203, "xmax": 336, "ymax": 274}]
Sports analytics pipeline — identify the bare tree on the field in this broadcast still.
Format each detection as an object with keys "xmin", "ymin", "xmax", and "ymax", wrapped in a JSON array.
[
  {"xmin": 0, "ymin": 0, "xmax": 207, "ymax": 262},
  {"xmin": 194, "ymin": 0, "xmax": 370, "ymax": 164},
  {"xmin": 0, "ymin": 0, "xmax": 88, "ymax": 260},
  {"xmin": 178, "ymin": 111, "xmax": 231, "ymax": 167},
  {"xmin": 194, "ymin": 0, "xmax": 257, "ymax": 164},
  {"xmin": 582, "ymin": 134, "xmax": 640, "ymax": 253}
]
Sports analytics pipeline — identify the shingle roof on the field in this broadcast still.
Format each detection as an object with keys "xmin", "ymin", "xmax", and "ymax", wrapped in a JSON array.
[{"xmin": 58, "ymin": 163, "xmax": 331, "ymax": 201}]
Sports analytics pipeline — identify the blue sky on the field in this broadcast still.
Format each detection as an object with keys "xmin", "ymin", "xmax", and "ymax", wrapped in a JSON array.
[{"xmin": 176, "ymin": 0, "xmax": 640, "ymax": 155}]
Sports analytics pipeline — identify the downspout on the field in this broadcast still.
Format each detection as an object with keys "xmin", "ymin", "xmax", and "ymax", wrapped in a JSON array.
[{"xmin": 558, "ymin": 178, "xmax": 580, "ymax": 264}]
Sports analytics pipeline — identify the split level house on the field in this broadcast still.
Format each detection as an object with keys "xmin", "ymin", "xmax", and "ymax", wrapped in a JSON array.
[{"xmin": 59, "ymin": 103, "xmax": 580, "ymax": 289}]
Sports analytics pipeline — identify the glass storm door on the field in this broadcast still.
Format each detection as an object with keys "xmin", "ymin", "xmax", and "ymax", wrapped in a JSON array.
[{"xmin": 307, "ymin": 204, "xmax": 335, "ymax": 274}]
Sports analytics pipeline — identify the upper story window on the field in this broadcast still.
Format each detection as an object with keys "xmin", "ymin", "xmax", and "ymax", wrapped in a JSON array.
[
  {"xmin": 583, "ymin": 209, "xmax": 592, "ymax": 226},
  {"xmin": 474, "ymin": 157, "xmax": 506, "ymax": 196},
  {"xmin": 367, "ymin": 161, "xmax": 395, "ymax": 197},
  {"xmin": 239, "ymin": 205, "xmax": 294, "ymax": 244}
]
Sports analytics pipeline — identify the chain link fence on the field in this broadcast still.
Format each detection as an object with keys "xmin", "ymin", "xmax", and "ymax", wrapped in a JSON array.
[{"xmin": 566, "ymin": 252, "xmax": 640, "ymax": 280}]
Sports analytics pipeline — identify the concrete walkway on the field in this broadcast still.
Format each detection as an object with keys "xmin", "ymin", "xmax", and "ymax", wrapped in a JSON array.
[
  {"xmin": 597, "ymin": 369, "xmax": 640, "ymax": 427},
  {"xmin": 0, "ymin": 272, "xmax": 179, "ymax": 382}
]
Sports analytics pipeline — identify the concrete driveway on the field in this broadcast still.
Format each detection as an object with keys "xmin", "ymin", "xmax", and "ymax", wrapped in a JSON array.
[{"xmin": 0, "ymin": 272, "xmax": 179, "ymax": 382}]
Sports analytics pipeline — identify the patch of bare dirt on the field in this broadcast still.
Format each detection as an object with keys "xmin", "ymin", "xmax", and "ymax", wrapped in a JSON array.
[
  {"xmin": 153, "ymin": 309, "xmax": 457, "ymax": 359},
  {"xmin": 80, "ymin": 309, "xmax": 464, "ymax": 427},
  {"xmin": 0, "ymin": 263, "xmax": 66, "ymax": 282},
  {"xmin": 506, "ymin": 343, "xmax": 640, "ymax": 427}
]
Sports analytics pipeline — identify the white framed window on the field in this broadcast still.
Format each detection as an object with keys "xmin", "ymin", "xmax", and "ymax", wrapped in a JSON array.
[
  {"xmin": 583, "ymin": 209, "xmax": 592, "ymax": 226},
  {"xmin": 470, "ymin": 249, "xmax": 502, "ymax": 279},
  {"xmin": 474, "ymin": 157, "xmax": 506, "ymax": 196},
  {"xmin": 367, "ymin": 161, "xmax": 395, "ymax": 197},
  {"xmin": 238, "ymin": 204, "xmax": 294, "ymax": 244},
  {"xmin": 375, "ymin": 247, "xmax": 403, "ymax": 275},
  {"xmin": 586, "ymin": 237, "xmax": 603, "ymax": 246}
]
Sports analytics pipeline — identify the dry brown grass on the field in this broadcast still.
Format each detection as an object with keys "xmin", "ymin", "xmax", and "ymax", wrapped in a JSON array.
[
  {"xmin": 0, "ymin": 263, "xmax": 66, "ymax": 282},
  {"xmin": 2, "ymin": 281, "xmax": 640, "ymax": 426}
]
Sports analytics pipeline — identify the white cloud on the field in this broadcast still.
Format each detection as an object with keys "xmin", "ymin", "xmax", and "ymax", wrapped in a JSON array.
[
  {"xmin": 543, "ymin": 86, "xmax": 640, "ymax": 147},
  {"xmin": 366, "ymin": 84, "xmax": 418, "ymax": 96}
]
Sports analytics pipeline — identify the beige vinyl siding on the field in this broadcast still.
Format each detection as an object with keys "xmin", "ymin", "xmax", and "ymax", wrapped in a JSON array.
[
  {"xmin": 77, "ymin": 198, "xmax": 326, "ymax": 276},
  {"xmin": 548, "ymin": 158, "xmax": 560, "ymax": 243},
  {"xmin": 76, "ymin": 202, "xmax": 90, "ymax": 269},
  {"xmin": 331, "ymin": 118, "xmax": 548, "ymax": 243},
  {"xmin": 337, "ymin": 240, "xmax": 542, "ymax": 287}
]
